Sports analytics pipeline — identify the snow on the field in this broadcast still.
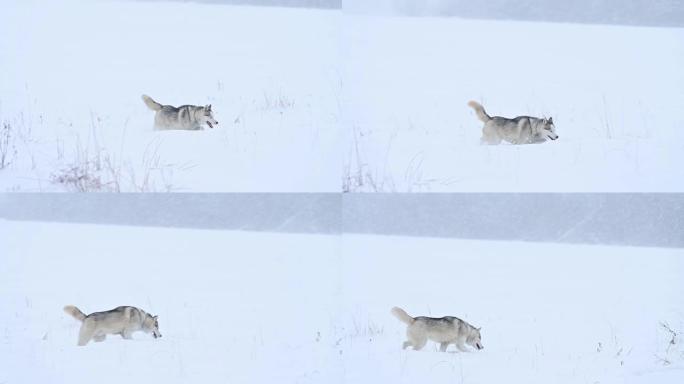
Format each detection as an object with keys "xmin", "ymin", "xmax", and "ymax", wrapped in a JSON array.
[
  {"xmin": 0, "ymin": 1, "xmax": 341, "ymax": 192},
  {"xmin": 339, "ymin": 234, "xmax": 684, "ymax": 383},
  {"xmin": 1, "ymin": 219, "xmax": 682, "ymax": 383},
  {"xmin": 0, "ymin": 220, "xmax": 343, "ymax": 383},
  {"xmin": 1, "ymin": 0, "xmax": 683, "ymax": 382},
  {"xmin": 2, "ymin": 1, "xmax": 682, "ymax": 192},
  {"xmin": 343, "ymin": 15, "xmax": 684, "ymax": 192}
]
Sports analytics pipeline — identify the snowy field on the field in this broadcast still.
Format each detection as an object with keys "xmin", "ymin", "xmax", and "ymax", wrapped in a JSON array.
[
  {"xmin": 339, "ymin": 234, "xmax": 684, "ymax": 383},
  {"xmin": 0, "ymin": 220, "xmax": 343, "ymax": 383},
  {"xmin": 0, "ymin": 1, "xmax": 341, "ymax": 192},
  {"xmin": 2, "ymin": 219, "xmax": 682, "ymax": 383},
  {"xmin": 343, "ymin": 15, "xmax": 684, "ymax": 192}
]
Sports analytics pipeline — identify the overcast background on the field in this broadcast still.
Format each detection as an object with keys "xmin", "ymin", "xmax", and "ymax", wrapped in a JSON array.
[
  {"xmin": 2, "ymin": 194, "xmax": 683, "ymax": 248},
  {"xmin": 346, "ymin": 0, "xmax": 684, "ymax": 27},
  {"xmin": 140, "ymin": 0, "xmax": 684, "ymax": 27},
  {"xmin": 136, "ymin": 0, "xmax": 340, "ymax": 9}
]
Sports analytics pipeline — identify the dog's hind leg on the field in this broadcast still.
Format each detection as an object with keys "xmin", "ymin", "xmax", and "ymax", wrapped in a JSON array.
[
  {"xmin": 93, "ymin": 334, "xmax": 106, "ymax": 342},
  {"xmin": 481, "ymin": 132, "xmax": 502, "ymax": 145},
  {"xmin": 407, "ymin": 327, "xmax": 428, "ymax": 350},
  {"xmin": 481, "ymin": 124, "xmax": 502, "ymax": 145},
  {"xmin": 411, "ymin": 337, "xmax": 427, "ymax": 351},
  {"xmin": 77, "ymin": 324, "xmax": 95, "ymax": 346},
  {"xmin": 407, "ymin": 333, "xmax": 428, "ymax": 351},
  {"xmin": 439, "ymin": 342, "xmax": 449, "ymax": 352}
]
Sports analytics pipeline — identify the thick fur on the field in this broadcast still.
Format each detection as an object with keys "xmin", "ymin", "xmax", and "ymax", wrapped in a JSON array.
[
  {"xmin": 64, "ymin": 305, "xmax": 86, "ymax": 321},
  {"xmin": 391, "ymin": 306, "xmax": 483, "ymax": 352},
  {"xmin": 142, "ymin": 94, "xmax": 218, "ymax": 131},
  {"xmin": 391, "ymin": 307, "xmax": 414, "ymax": 325},
  {"xmin": 142, "ymin": 94, "xmax": 163, "ymax": 111},
  {"xmin": 63, "ymin": 305, "xmax": 162, "ymax": 346},
  {"xmin": 468, "ymin": 101, "xmax": 558, "ymax": 145}
]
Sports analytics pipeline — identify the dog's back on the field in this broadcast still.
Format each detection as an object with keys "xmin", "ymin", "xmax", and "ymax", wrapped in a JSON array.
[
  {"xmin": 490, "ymin": 116, "xmax": 539, "ymax": 144},
  {"xmin": 87, "ymin": 306, "xmax": 138, "ymax": 323},
  {"xmin": 413, "ymin": 316, "xmax": 465, "ymax": 339}
]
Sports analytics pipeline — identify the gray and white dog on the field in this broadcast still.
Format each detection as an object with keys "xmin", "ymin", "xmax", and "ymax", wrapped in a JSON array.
[
  {"xmin": 468, "ymin": 100, "xmax": 558, "ymax": 144},
  {"xmin": 391, "ymin": 307, "xmax": 483, "ymax": 352},
  {"xmin": 142, "ymin": 94, "xmax": 218, "ymax": 130},
  {"xmin": 64, "ymin": 305, "xmax": 162, "ymax": 346}
]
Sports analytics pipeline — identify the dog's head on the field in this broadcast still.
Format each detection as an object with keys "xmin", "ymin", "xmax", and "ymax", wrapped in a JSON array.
[
  {"xmin": 146, "ymin": 314, "xmax": 162, "ymax": 339},
  {"xmin": 467, "ymin": 327, "xmax": 484, "ymax": 350},
  {"xmin": 541, "ymin": 117, "xmax": 558, "ymax": 141},
  {"xmin": 201, "ymin": 105, "xmax": 219, "ymax": 129}
]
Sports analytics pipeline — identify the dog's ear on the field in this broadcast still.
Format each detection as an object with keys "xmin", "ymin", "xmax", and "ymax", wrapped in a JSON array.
[
  {"xmin": 548, "ymin": 117, "xmax": 553, "ymax": 124},
  {"xmin": 207, "ymin": 104, "xmax": 212, "ymax": 111},
  {"xmin": 477, "ymin": 327, "xmax": 481, "ymax": 331},
  {"xmin": 153, "ymin": 315, "xmax": 158, "ymax": 319}
]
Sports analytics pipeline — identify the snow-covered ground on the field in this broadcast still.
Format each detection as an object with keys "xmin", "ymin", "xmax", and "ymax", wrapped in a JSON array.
[
  {"xmin": 343, "ymin": 15, "xmax": 684, "ymax": 192},
  {"xmin": 2, "ymin": 219, "xmax": 682, "ymax": 383},
  {"xmin": 3, "ymin": 1, "xmax": 681, "ymax": 193},
  {"xmin": 339, "ymin": 234, "xmax": 684, "ymax": 383},
  {"xmin": 0, "ymin": 1, "xmax": 341, "ymax": 192},
  {"xmin": 0, "ymin": 220, "xmax": 343, "ymax": 383}
]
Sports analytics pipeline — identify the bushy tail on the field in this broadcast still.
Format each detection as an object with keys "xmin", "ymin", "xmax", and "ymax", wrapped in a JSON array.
[
  {"xmin": 391, "ymin": 307, "xmax": 415, "ymax": 325},
  {"xmin": 63, "ymin": 305, "xmax": 86, "ymax": 322},
  {"xmin": 468, "ymin": 100, "xmax": 491, "ymax": 123},
  {"xmin": 142, "ymin": 94, "xmax": 162, "ymax": 111}
]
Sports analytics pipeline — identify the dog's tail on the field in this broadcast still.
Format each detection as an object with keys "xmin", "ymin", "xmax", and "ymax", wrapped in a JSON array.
[
  {"xmin": 142, "ymin": 94, "xmax": 162, "ymax": 111},
  {"xmin": 468, "ymin": 100, "xmax": 491, "ymax": 123},
  {"xmin": 63, "ymin": 305, "xmax": 86, "ymax": 322},
  {"xmin": 391, "ymin": 307, "xmax": 415, "ymax": 325}
]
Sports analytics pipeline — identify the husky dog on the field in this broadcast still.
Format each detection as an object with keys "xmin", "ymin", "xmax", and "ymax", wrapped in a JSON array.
[
  {"xmin": 391, "ymin": 307, "xmax": 483, "ymax": 352},
  {"xmin": 468, "ymin": 100, "xmax": 558, "ymax": 144},
  {"xmin": 142, "ymin": 94, "xmax": 218, "ymax": 130},
  {"xmin": 64, "ymin": 305, "xmax": 162, "ymax": 346}
]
